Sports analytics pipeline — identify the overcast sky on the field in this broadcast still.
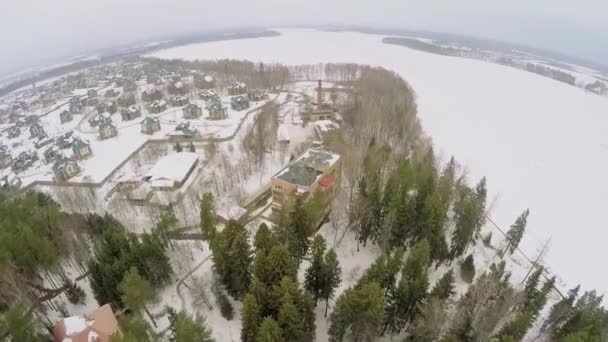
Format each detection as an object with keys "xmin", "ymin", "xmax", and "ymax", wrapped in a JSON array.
[{"xmin": 1, "ymin": 0, "xmax": 607, "ymax": 76}]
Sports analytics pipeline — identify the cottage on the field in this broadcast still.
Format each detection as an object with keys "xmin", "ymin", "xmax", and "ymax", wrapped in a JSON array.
[
  {"xmin": 231, "ymin": 96, "xmax": 250, "ymax": 111},
  {"xmin": 29, "ymin": 122, "xmax": 46, "ymax": 139},
  {"xmin": 174, "ymin": 121, "xmax": 199, "ymax": 137},
  {"xmin": 183, "ymin": 103, "xmax": 202, "ymax": 119},
  {"xmin": 248, "ymin": 89, "xmax": 268, "ymax": 102},
  {"xmin": 168, "ymin": 81, "xmax": 187, "ymax": 95},
  {"xmin": 72, "ymin": 138, "xmax": 93, "ymax": 160},
  {"xmin": 43, "ymin": 146, "xmax": 63, "ymax": 164},
  {"xmin": 99, "ymin": 122, "xmax": 118, "ymax": 140},
  {"xmin": 53, "ymin": 304, "xmax": 119, "ymax": 342},
  {"xmin": 227, "ymin": 81, "xmax": 247, "ymax": 96},
  {"xmin": 120, "ymin": 105, "xmax": 142, "ymax": 121},
  {"xmin": 12, "ymin": 151, "xmax": 38, "ymax": 173},
  {"xmin": 207, "ymin": 101, "xmax": 227, "ymax": 120},
  {"xmin": 195, "ymin": 74, "xmax": 215, "ymax": 89},
  {"xmin": 149, "ymin": 100, "xmax": 167, "ymax": 114},
  {"xmin": 140, "ymin": 116, "xmax": 161, "ymax": 135},
  {"xmin": 142, "ymin": 87, "xmax": 163, "ymax": 102},
  {"xmin": 87, "ymin": 89, "xmax": 98, "ymax": 98},
  {"xmin": 56, "ymin": 132, "xmax": 74, "ymax": 149},
  {"xmin": 97, "ymin": 101, "xmax": 117, "ymax": 114},
  {"xmin": 89, "ymin": 112, "xmax": 112, "ymax": 127},
  {"xmin": 7, "ymin": 126, "xmax": 20, "ymax": 139},
  {"xmin": 271, "ymin": 148, "xmax": 341, "ymax": 213},
  {"xmin": 0, "ymin": 173, "xmax": 21, "ymax": 190},
  {"xmin": 117, "ymin": 93, "xmax": 136, "ymax": 107},
  {"xmin": 199, "ymin": 89, "xmax": 219, "ymax": 102},
  {"xmin": 0, "ymin": 152, "xmax": 12, "ymax": 169},
  {"xmin": 69, "ymin": 100, "xmax": 84, "ymax": 114},
  {"xmin": 59, "ymin": 110, "xmax": 73, "ymax": 124},
  {"xmin": 170, "ymin": 95, "xmax": 189, "ymax": 107},
  {"xmin": 52, "ymin": 158, "xmax": 79, "ymax": 181}
]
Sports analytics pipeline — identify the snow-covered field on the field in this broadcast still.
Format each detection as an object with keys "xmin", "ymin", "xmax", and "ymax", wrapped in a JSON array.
[{"xmin": 149, "ymin": 29, "xmax": 608, "ymax": 294}]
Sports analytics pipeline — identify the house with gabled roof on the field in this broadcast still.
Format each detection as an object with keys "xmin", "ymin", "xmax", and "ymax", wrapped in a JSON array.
[
  {"xmin": 231, "ymin": 96, "xmax": 250, "ymax": 111},
  {"xmin": 0, "ymin": 172, "xmax": 21, "ymax": 190},
  {"xmin": 199, "ymin": 89, "xmax": 219, "ymax": 102},
  {"xmin": 72, "ymin": 138, "xmax": 93, "ymax": 160},
  {"xmin": 44, "ymin": 146, "xmax": 63, "ymax": 164},
  {"xmin": 248, "ymin": 89, "xmax": 268, "ymax": 102},
  {"xmin": 120, "ymin": 105, "xmax": 141, "ymax": 121},
  {"xmin": 99, "ymin": 122, "xmax": 118, "ymax": 140},
  {"xmin": 207, "ymin": 101, "xmax": 227, "ymax": 120},
  {"xmin": 7, "ymin": 126, "xmax": 20, "ymax": 139},
  {"xmin": 227, "ymin": 81, "xmax": 247, "ymax": 96},
  {"xmin": 149, "ymin": 100, "xmax": 167, "ymax": 114},
  {"xmin": 183, "ymin": 103, "xmax": 202, "ymax": 119},
  {"xmin": 141, "ymin": 116, "xmax": 161, "ymax": 135},
  {"xmin": 53, "ymin": 158, "xmax": 79, "ymax": 181},
  {"xmin": 69, "ymin": 100, "xmax": 84, "ymax": 114},
  {"xmin": 0, "ymin": 151, "xmax": 12, "ymax": 169},
  {"xmin": 96, "ymin": 101, "xmax": 117, "ymax": 115},
  {"xmin": 87, "ymin": 89, "xmax": 98, "ymax": 98},
  {"xmin": 29, "ymin": 122, "xmax": 46, "ymax": 139},
  {"xmin": 170, "ymin": 95, "xmax": 189, "ymax": 107},
  {"xmin": 60, "ymin": 110, "xmax": 73, "ymax": 124},
  {"xmin": 53, "ymin": 304, "xmax": 119, "ymax": 342}
]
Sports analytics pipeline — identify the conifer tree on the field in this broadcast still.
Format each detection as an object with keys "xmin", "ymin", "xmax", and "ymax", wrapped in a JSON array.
[
  {"xmin": 167, "ymin": 308, "xmax": 214, "ymax": 342},
  {"xmin": 450, "ymin": 186, "xmax": 478, "ymax": 258},
  {"xmin": 119, "ymin": 267, "xmax": 158, "ymax": 327},
  {"xmin": 277, "ymin": 292, "xmax": 300, "ymax": 341},
  {"xmin": 0, "ymin": 303, "xmax": 48, "ymax": 342},
  {"xmin": 200, "ymin": 192, "xmax": 216, "ymax": 241},
  {"xmin": 287, "ymin": 197, "xmax": 312, "ymax": 261},
  {"xmin": 254, "ymin": 223, "xmax": 277, "ymax": 253},
  {"xmin": 473, "ymin": 177, "xmax": 487, "ymax": 236},
  {"xmin": 112, "ymin": 315, "xmax": 156, "ymax": 342},
  {"xmin": 304, "ymin": 235, "xmax": 328, "ymax": 303},
  {"xmin": 256, "ymin": 317, "xmax": 284, "ymax": 342},
  {"xmin": 212, "ymin": 220, "xmax": 253, "ymax": 299},
  {"xmin": 460, "ymin": 254, "xmax": 476, "ymax": 283},
  {"xmin": 503, "ymin": 209, "xmax": 529, "ymax": 255},
  {"xmin": 328, "ymin": 282, "xmax": 385, "ymax": 342},
  {"xmin": 241, "ymin": 294, "xmax": 260, "ymax": 342},
  {"xmin": 541, "ymin": 285, "xmax": 580, "ymax": 333},
  {"xmin": 322, "ymin": 248, "xmax": 342, "ymax": 317},
  {"xmin": 431, "ymin": 269, "xmax": 455, "ymax": 301}
]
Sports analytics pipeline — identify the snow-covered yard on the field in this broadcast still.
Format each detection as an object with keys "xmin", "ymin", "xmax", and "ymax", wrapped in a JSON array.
[{"xmin": 149, "ymin": 28, "xmax": 608, "ymax": 295}]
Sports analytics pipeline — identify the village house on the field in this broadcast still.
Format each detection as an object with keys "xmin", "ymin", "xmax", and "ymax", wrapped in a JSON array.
[
  {"xmin": 53, "ymin": 304, "xmax": 119, "ymax": 342},
  {"xmin": 120, "ymin": 105, "xmax": 142, "ymax": 121},
  {"xmin": 99, "ymin": 122, "xmax": 118, "ymax": 140},
  {"xmin": 149, "ymin": 100, "xmax": 167, "ymax": 114},
  {"xmin": 59, "ymin": 110, "xmax": 73, "ymax": 124},
  {"xmin": 29, "ymin": 122, "xmax": 46, "ymax": 139},
  {"xmin": 43, "ymin": 146, "xmax": 63, "ymax": 164},
  {"xmin": 314, "ymin": 120, "xmax": 341, "ymax": 140},
  {"xmin": 96, "ymin": 101, "xmax": 118, "ymax": 115},
  {"xmin": 195, "ymin": 73, "xmax": 215, "ymax": 89},
  {"xmin": 69, "ymin": 98, "xmax": 84, "ymax": 114},
  {"xmin": 72, "ymin": 138, "xmax": 93, "ymax": 160},
  {"xmin": 231, "ymin": 95, "xmax": 250, "ymax": 111},
  {"xmin": 56, "ymin": 132, "xmax": 74, "ymax": 149},
  {"xmin": 52, "ymin": 158, "xmax": 79, "ymax": 181},
  {"xmin": 271, "ymin": 148, "xmax": 341, "ymax": 213},
  {"xmin": 183, "ymin": 103, "xmax": 202, "ymax": 119},
  {"xmin": 0, "ymin": 172, "xmax": 21, "ymax": 190},
  {"xmin": 88, "ymin": 112, "xmax": 112, "ymax": 127},
  {"xmin": 170, "ymin": 95, "xmax": 189, "ymax": 107},
  {"xmin": 248, "ymin": 89, "xmax": 269, "ymax": 102},
  {"xmin": 168, "ymin": 80, "xmax": 187, "ymax": 95},
  {"xmin": 0, "ymin": 151, "xmax": 12, "ymax": 169},
  {"xmin": 141, "ymin": 116, "xmax": 161, "ymax": 134},
  {"xmin": 199, "ymin": 89, "xmax": 219, "ymax": 102},
  {"xmin": 7, "ymin": 126, "xmax": 21, "ymax": 139},
  {"xmin": 174, "ymin": 121, "xmax": 199, "ymax": 137},
  {"xmin": 87, "ymin": 89, "xmax": 98, "ymax": 98},
  {"xmin": 12, "ymin": 151, "xmax": 38, "ymax": 173},
  {"xmin": 207, "ymin": 101, "xmax": 227, "ymax": 120},
  {"xmin": 227, "ymin": 81, "xmax": 247, "ymax": 96}
]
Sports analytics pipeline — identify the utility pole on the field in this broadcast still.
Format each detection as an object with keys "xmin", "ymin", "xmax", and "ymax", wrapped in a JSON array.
[{"xmin": 521, "ymin": 238, "xmax": 551, "ymax": 284}]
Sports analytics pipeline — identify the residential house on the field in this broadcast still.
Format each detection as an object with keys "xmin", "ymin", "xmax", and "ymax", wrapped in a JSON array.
[
  {"xmin": 12, "ymin": 151, "xmax": 38, "ymax": 173},
  {"xmin": 87, "ymin": 89, "xmax": 98, "ymax": 98},
  {"xmin": 248, "ymin": 89, "xmax": 268, "ymax": 102},
  {"xmin": 174, "ymin": 121, "xmax": 199, "ymax": 137},
  {"xmin": 89, "ymin": 113, "xmax": 112, "ymax": 127},
  {"xmin": 69, "ymin": 99, "xmax": 84, "ymax": 114},
  {"xmin": 170, "ymin": 95, "xmax": 189, "ymax": 107},
  {"xmin": 227, "ymin": 81, "xmax": 247, "ymax": 96},
  {"xmin": 117, "ymin": 93, "xmax": 136, "ymax": 107},
  {"xmin": 43, "ymin": 146, "xmax": 63, "ymax": 164},
  {"xmin": 53, "ymin": 304, "xmax": 120, "ymax": 342},
  {"xmin": 0, "ymin": 173, "xmax": 21, "ymax": 190},
  {"xmin": 120, "ymin": 105, "xmax": 142, "ymax": 121},
  {"xmin": 0, "ymin": 152, "xmax": 12, "ymax": 169},
  {"xmin": 56, "ymin": 132, "xmax": 74, "ymax": 149},
  {"xmin": 144, "ymin": 152, "xmax": 199, "ymax": 190},
  {"xmin": 199, "ymin": 89, "xmax": 219, "ymax": 102},
  {"xmin": 183, "ymin": 103, "xmax": 202, "ymax": 119},
  {"xmin": 29, "ymin": 122, "xmax": 46, "ymax": 139},
  {"xmin": 142, "ymin": 87, "xmax": 163, "ymax": 102},
  {"xmin": 168, "ymin": 81, "xmax": 187, "ymax": 95},
  {"xmin": 104, "ymin": 89, "xmax": 119, "ymax": 98},
  {"xmin": 99, "ymin": 122, "xmax": 118, "ymax": 140},
  {"xmin": 271, "ymin": 148, "xmax": 341, "ymax": 213},
  {"xmin": 141, "ymin": 116, "xmax": 161, "ymax": 135},
  {"xmin": 149, "ymin": 100, "xmax": 167, "ymax": 114},
  {"xmin": 72, "ymin": 138, "xmax": 93, "ymax": 160},
  {"xmin": 52, "ymin": 158, "xmax": 79, "ymax": 181},
  {"xmin": 230, "ymin": 96, "xmax": 250, "ymax": 111},
  {"xmin": 97, "ymin": 101, "xmax": 117, "ymax": 115},
  {"xmin": 59, "ymin": 110, "xmax": 73, "ymax": 124},
  {"xmin": 7, "ymin": 126, "xmax": 21, "ymax": 139},
  {"xmin": 207, "ymin": 101, "xmax": 227, "ymax": 120}
]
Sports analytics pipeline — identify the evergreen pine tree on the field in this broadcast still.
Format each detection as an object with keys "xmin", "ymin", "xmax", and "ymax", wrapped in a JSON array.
[
  {"xmin": 430, "ymin": 269, "xmax": 455, "ymax": 301},
  {"xmin": 450, "ymin": 187, "xmax": 478, "ymax": 258},
  {"xmin": 287, "ymin": 197, "xmax": 312, "ymax": 261},
  {"xmin": 541, "ymin": 285, "xmax": 580, "ymax": 333},
  {"xmin": 167, "ymin": 308, "xmax": 214, "ymax": 342},
  {"xmin": 503, "ymin": 209, "xmax": 529, "ymax": 255},
  {"xmin": 304, "ymin": 235, "xmax": 328, "ymax": 303},
  {"xmin": 0, "ymin": 303, "xmax": 48, "ymax": 342},
  {"xmin": 460, "ymin": 254, "xmax": 476, "ymax": 283},
  {"xmin": 322, "ymin": 248, "xmax": 342, "ymax": 317},
  {"xmin": 212, "ymin": 220, "xmax": 253, "ymax": 300},
  {"xmin": 256, "ymin": 317, "xmax": 284, "ymax": 342},
  {"xmin": 119, "ymin": 267, "xmax": 158, "ymax": 327},
  {"xmin": 189, "ymin": 142, "xmax": 196, "ymax": 152},
  {"xmin": 241, "ymin": 294, "xmax": 260, "ymax": 342},
  {"xmin": 112, "ymin": 315, "xmax": 156, "ymax": 342},
  {"xmin": 254, "ymin": 223, "xmax": 277, "ymax": 253},
  {"xmin": 199, "ymin": 192, "xmax": 216, "ymax": 241},
  {"xmin": 174, "ymin": 142, "xmax": 183, "ymax": 152}
]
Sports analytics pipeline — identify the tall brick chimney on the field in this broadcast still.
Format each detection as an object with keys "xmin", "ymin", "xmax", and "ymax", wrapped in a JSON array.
[{"xmin": 317, "ymin": 79, "xmax": 323, "ymax": 108}]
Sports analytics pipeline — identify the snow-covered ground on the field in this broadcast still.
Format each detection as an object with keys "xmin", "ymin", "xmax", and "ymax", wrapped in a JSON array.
[{"xmin": 149, "ymin": 29, "xmax": 608, "ymax": 294}]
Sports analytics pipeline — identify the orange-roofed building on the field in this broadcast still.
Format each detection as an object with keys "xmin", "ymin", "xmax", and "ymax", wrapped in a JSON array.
[{"xmin": 53, "ymin": 304, "xmax": 120, "ymax": 342}]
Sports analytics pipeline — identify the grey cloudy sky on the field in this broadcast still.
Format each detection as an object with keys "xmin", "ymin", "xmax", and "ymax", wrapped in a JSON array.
[{"xmin": 1, "ymin": 0, "xmax": 607, "ymax": 75}]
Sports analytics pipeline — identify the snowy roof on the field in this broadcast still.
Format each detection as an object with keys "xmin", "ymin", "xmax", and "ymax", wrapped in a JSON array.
[
  {"xmin": 315, "ymin": 120, "xmax": 340, "ymax": 133},
  {"xmin": 274, "ymin": 148, "xmax": 340, "ymax": 187},
  {"xmin": 145, "ymin": 152, "xmax": 199, "ymax": 187}
]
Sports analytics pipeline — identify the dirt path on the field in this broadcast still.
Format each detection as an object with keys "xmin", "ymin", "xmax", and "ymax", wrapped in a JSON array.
[{"xmin": 175, "ymin": 254, "xmax": 211, "ymax": 309}]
